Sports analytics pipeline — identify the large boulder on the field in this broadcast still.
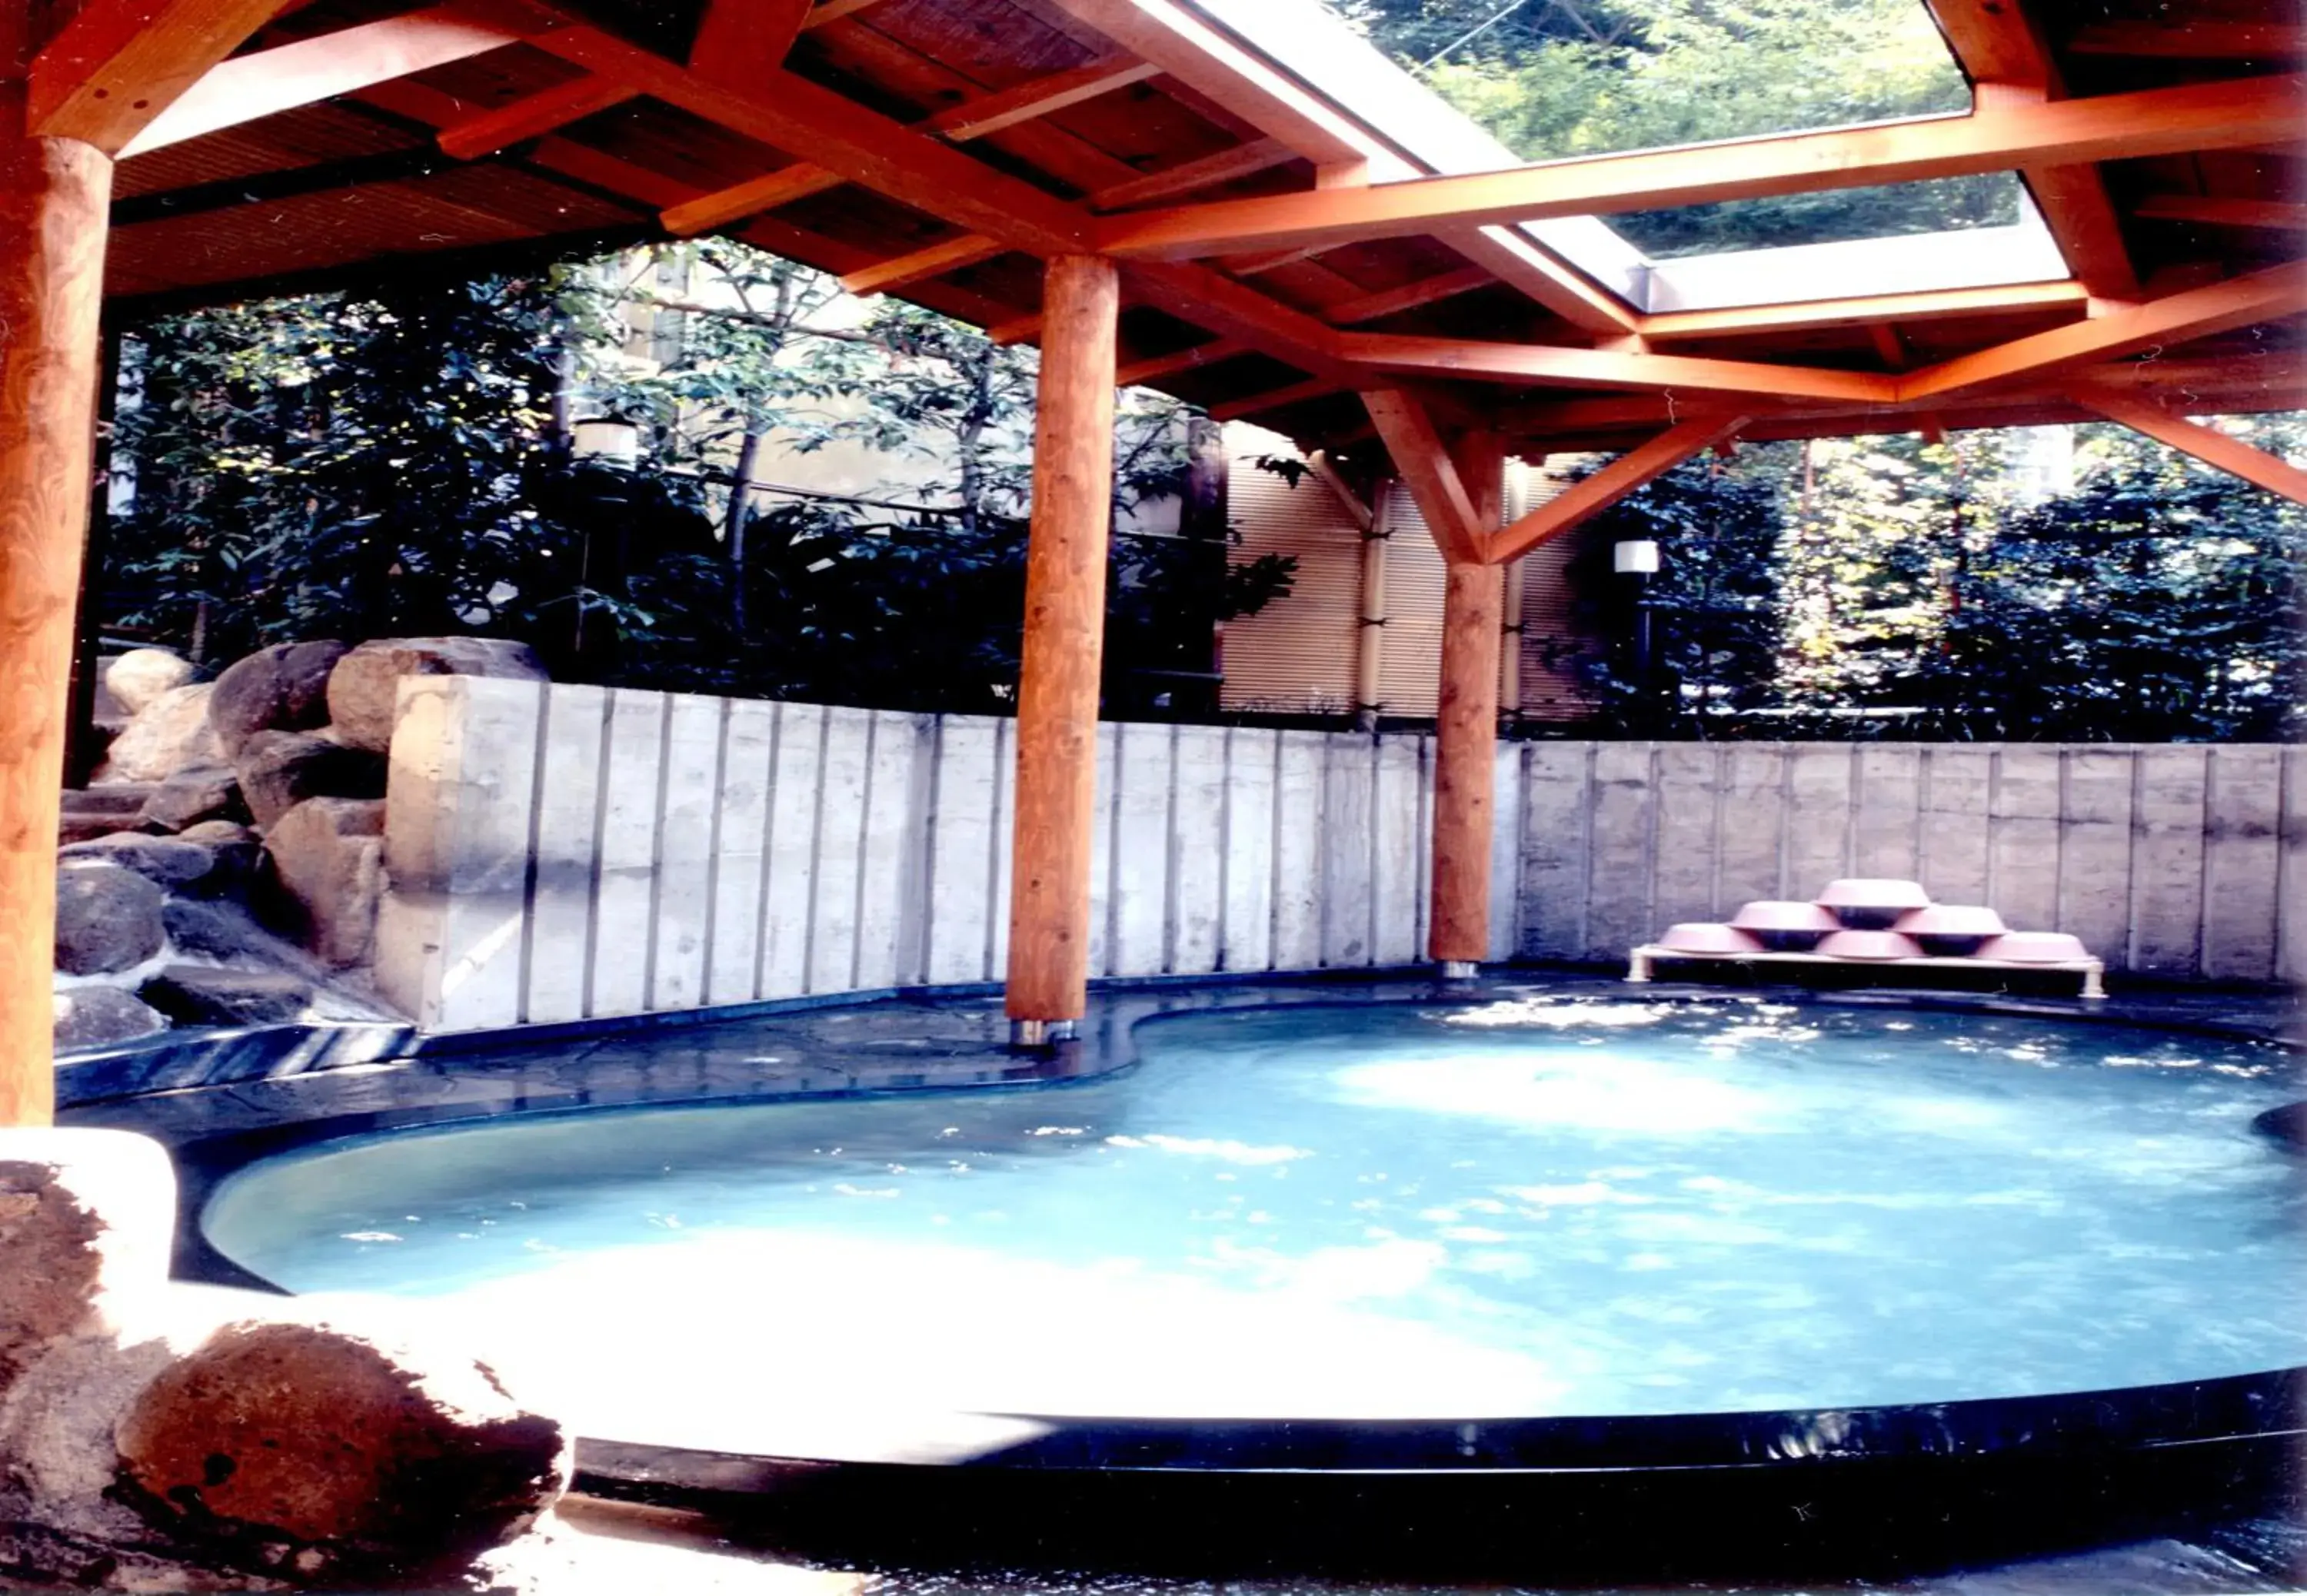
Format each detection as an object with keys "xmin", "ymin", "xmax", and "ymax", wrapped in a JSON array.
[
  {"xmin": 95, "ymin": 683, "xmax": 226, "ymax": 786},
  {"xmin": 206, "ymin": 641, "xmax": 348, "ymax": 760},
  {"xmin": 52, "ymin": 986, "xmax": 169, "ymax": 1051},
  {"xmin": 137, "ymin": 762, "xmax": 248, "ymax": 833},
  {"xmin": 139, "ymin": 968, "xmax": 315, "ymax": 1029},
  {"xmin": 57, "ymin": 832, "xmax": 218, "ymax": 890},
  {"xmin": 326, "ymin": 637, "xmax": 546, "ymax": 754},
  {"xmin": 0, "ymin": 1128, "xmax": 176, "ymax": 1389},
  {"xmin": 55, "ymin": 863, "xmax": 165, "ymax": 976},
  {"xmin": 233, "ymin": 730, "xmax": 385, "ymax": 830},
  {"xmin": 58, "ymin": 783, "xmax": 158, "ymax": 845},
  {"xmin": 104, "ymin": 650, "xmax": 195, "ymax": 717},
  {"xmin": 114, "ymin": 1315, "xmax": 570, "ymax": 1581},
  {"xmin": 262, "ymin": 798, "xmax": 385, "ymax": 969}
]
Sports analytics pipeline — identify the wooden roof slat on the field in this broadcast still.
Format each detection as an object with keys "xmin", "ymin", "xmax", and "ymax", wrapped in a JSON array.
[
  {"xmin": 438, "ymin": 72, "xmax": 638, "ymax": 160},
  {"xmin": 661, "ymin": 163, "xmax": 846, "ymax": 234},
  {"xmin": 2134, "ymin": 195, "xmax": 2307, "ymax": 231},
  {"xmin": 29, "ymin": 0, "xmax": 295, "ymax": 154},
  {"xmin": 926, "ymin": 54, "xmax": 1161, "ymax": 143},
  {"xmin": 842, "ymin": 230, "xmax": 1006, "ymax": 294},
  {"xmin": 1095, "ymin": 75, "xmax": 2307, "ymax": 259}
]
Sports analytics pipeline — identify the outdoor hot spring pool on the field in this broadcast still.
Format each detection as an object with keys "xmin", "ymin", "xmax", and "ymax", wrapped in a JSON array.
[{"xmin": 199, "ymin": 996, "xmax": 2305, "ymax": 1450}]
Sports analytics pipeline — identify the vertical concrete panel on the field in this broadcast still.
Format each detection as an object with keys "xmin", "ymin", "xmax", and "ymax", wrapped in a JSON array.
[
  {"xmin": 1169, "ymin": 725, "xmax": 1229, "ymax": 976},
  {"xmin": 1270, "ymin": 732, "xmax": 1327, "ymax": 970},
  {"xmin": 1486, "ymin": 741, "xmax": 1523, "ymax": 963},
  {"xmin": 1517, "ymin": 743, "xmax": 1591, "ymax": 960},
  {"xmin": 1584, "ymin": 743, "xmax": 1655, "ymax": 961},
  {"xmin": 1918, "ymin": 747, "xmax": 1992, "ymax": 906},
  {"xmin": 1852, "ymin": 745, "xmax": 1922, "ymax": 881},
  {"xmin": 1371, "ymin": 734, "xmax": 1423, "ymax": 965},
  {"xmin": 1109, "ymin": 720, "xmax": 1173, "ymax": 978},
  {"xmin": 927, "ymin": 716, "xmax": 1000, "ymax": 986},
  {"xmin": 1085, "ymin": 723, "xmax": 1119, "ymax": 978},
  {"xmin": 523, "ymin": 683, "xmax": 608, "ymax": 1026},
  {"xmin": 376, "ymin": 677, "xmax": 544, "ymax": 1032},
  {"xmin": 2129, "ymin": 746, "xmax": 2209, "ymax": 977},
  {"xmin": 1987, "ymin": 748, "xmax": 2062, "ymax": 936},
  {"xmin": 1650, "ymin": 743, "xmax": 1721, "ymax": 932},
  {"xmin": 2056, "ymin": 749, "xmax": 2134, "ymax": 968},
  {"xmin": 1783, "ymin": 746, "xmax": 1855, "ymax": 903},
  {"xmin": 852, "ymin": 711, "xmax": 923, "ymax": 991},
  {"xmin": 2202, "ymin": 745, "xmax": 2283, "ymax": 983},
  {"xmin": 759, "ymin": 704, "xmax": 824, "ymax": 1000},
  {"xmin": 2279, "ymin": 747, "xmax": 2307, "ymax": 989},
  {"xmin": 1414, "ymin": 734, "xmax": 1436, "ymax": 961},
  {"xmin": 649, "ymin": 693, "xmax": 724, "ymax": 1012},
  {"xmin": 1713, "ymin": 746, "xmax": 1786, "ymax": 919},
  {"xmin": 1220, "ymin": 727, "xmax": 1277, "ymax": 973},
  {"xmin": 989, "ymin": 717, "xmax": 1017, "ymax": 979},
  {"xmin": 807, "ymin": 707, "xmax": 874, "ymax": 995},
  {"xmin": 1320, "ymin": 734, "xmax": 1378, "ymax": 966},
  {"xmin": 590, "ymin": 688, "xmax": 667, "ymax": 1019},
  {"xmin": 704, "ymin": 697, "xmax": 775, "ymax": 1008}
]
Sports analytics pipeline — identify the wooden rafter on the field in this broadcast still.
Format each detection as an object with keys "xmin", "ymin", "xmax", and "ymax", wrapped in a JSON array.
[
  {"xmin": 1487, "ymin": 416, "xmax": 1749, "ymax": 565},
  {"xmin": 691, "ymin": 0, "xmax": 814, "ymax": 84},
  {"xmin": 1361, "ymin": 391, "xmax": 1486, "ymax": 562},
  {"xmin": 1927, "ymin": 0, "xmax": 2138, "ymax": 297},
  {"xmin": 1342, "ymin": 331, "xmax": 1898, "ymax": 404},
  {"xmin": 1089, "ymin": 138, "xmax": 1295, "ymax": 211},
  {"xmin": 841, "ymin": 232, "xmax": 1006, "ymax": 297},
  {"xmin": 1446, "ymin": 225, "xmax": 1640, "ymax": 336},
  {"xmin": 1209, "ymin": 377, "xmax": 1341, "ymax": 423},
  {"xmin": 1640, "ymin": 280, "xmax": 2089, "ymax": 341},
  {"xmin": 1115, "ymin": 339, "xmax": 1243, "ymax": 387},
  {"xmin": 2134, "ymin": 195, "xmax": 2307, "ymax": 232},
  {"xmin": 438, "ymin": 75, "xmax": 638, "ymax": 160},
  {"xmin": 28, "ymin": 0, "xmax": 294, "ymax": 152},
  {"xmin": 660, "ymin": 165, "xmax": 846, "ymax": 235},
  {"xmin": 926, "ymin": 55, "xmax": 1161, "ymax": 143},
  {"xmin": 1094, "ymin": 75, "xmax": 2306, "ymax": 258},
  {"xmin": 106, "ymin": 7, "xmax": 520, "ymax": 160},
  {"xmin": 801, "ymin": 0, "xmax": 897, "ymax": 27},
  {"xmin": 2072, "ymin": 391, "xmax": 2307, "ymax": 505},
  {"xmin": 1323, "ymin": 266, "xmax": 1495, "ymax": 326},
  {"xmin": 1898, "ymin": 262, "xmax": 2307, "ymax": 401}
]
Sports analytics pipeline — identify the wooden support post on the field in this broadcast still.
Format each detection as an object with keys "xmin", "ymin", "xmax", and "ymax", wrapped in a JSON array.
[
  {"xmin": 0, "ymin": 113, "xmax": 113, "ymax": 1126},
  {"xmin": 1004, "ymin": 255, "xmax": 1120, "ymax": 1042},
  {"xmin": 1430, "ymin": 431, "xmax": 1504, "ymax": 975}
]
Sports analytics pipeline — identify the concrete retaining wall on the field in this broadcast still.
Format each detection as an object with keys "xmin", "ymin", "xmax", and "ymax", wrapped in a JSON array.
[{"xmin": 375, "ymin": 680, "xmax": 2299, "ymax": 1031}]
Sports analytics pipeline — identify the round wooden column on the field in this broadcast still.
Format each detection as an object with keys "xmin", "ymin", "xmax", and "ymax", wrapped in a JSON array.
[
  {"xmin": 0, "ymin": 114, "xmax": 113, "ymax": 1126},
  {"xmin": 1429, "ymin": 431, "xmax": 1504, "ymax": 972},
  {"xmin": 1004, "ymin": 254, "xmax": 1120, "ymax": 1039}
]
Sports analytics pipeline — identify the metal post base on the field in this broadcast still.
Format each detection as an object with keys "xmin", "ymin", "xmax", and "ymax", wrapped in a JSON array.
[
  {"xmin": 1439, "ymin": 960, "xmax": 1479, "ymax": 981},
  {"xmin": 1010, "ymin": 1019, "xmax": 1079, "ymax": 1049}
]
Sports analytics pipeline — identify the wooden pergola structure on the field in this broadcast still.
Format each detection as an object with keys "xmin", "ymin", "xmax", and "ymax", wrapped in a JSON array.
[{"xmin": 2, "ymin": 0, "xmax": 2302, "ymax": 1109}]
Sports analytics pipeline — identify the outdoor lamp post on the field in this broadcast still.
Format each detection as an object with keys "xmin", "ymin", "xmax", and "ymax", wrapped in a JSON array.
[{"xmin": 1614, "ymin": 539, "xmax": 1660, "ymax": 721}]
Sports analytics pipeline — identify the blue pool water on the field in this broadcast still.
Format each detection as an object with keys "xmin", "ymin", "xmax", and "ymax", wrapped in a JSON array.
[{"xmin": 203, "ymin": 997, "xmax": 2305, "ymax": 1427}]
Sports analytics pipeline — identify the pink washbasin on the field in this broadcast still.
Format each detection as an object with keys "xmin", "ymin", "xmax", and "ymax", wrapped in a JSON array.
[
  {"xmin": 1729, "ymin": 900, "xmax": 1842, "ymax": 934},
  {"xmin": 1894, "ymin": 904, "xmax": 2008, "ymax": 941},
  {"xmin": 1976, "ymin": 932, "xmax": 2092, "ymax": 964},
  {"xmin": 1656, "ymin": 923, "xmax": 1766, "ymax": 955},
  {"xmin": 1817, "ymin": 878, "xmax": 1933, "ymax": 927},
  {"xmin": 1816, "ymin": 929, "xmax": 1926, "ymax": 960}
]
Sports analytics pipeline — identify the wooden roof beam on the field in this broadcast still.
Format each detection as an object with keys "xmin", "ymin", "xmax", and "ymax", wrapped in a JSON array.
[
  {"xmin": 1361, "ymin": 391, "xmax": 1486, "ymax": 563},
  {"xmin": 1096, "ymin": 75, "xmax": 2305, "ymax": 258},
  {"xmin": 1488, "ymin": 415, "xmax": 1750, "ymax": 566},
  {"xmin": 28, "ymin": 0, "xmax": 294, "ymax": 153},
  {"xmin": 2133, "ymin": 195, "xmax": 2307, "ymax": 232},
  {"xmin": 660, "ymin": 164, "xmax": 845, "ymax": 235},
  {"xmin": 691, "ymin": 0, "xmax": 814, "ymax": 85},
  {"xmin": 927, "ymin": 55, "xmax": 1161, "ymax": 144},
  {"xmin": 2072, "ymin": 391, "xmax": 2307, "ymax": 505},
  {"xmin": 1640, "ymin": 278, "xmax": 2089, "ymax": 340},
  {"xmin": 1323, "ymin": 265, "xmax": 1495, "ymax": 325},
  {"xmin": 1443, "ymin": 225, "xmax": 1640, "ymax": 336},
  {"xmin": 841, "ymin": 232, "xmax": 1007, "ymax": 297},
  {"xmin": 106, "ymin": 6, "xmax": 524, "ymax": 160},
  {"xmin": 1115, "ymin": 339, "xmax": 1244, "ymax": 387},
  {"xmin": 801, "ymin": 0, "xmax": 896, "ymax": 27},
  {"xmin": 1897, "ymin": 261, "xmax": 2307, "ymax": 401},
  {"xmin": 438, "ymin": 75, "xmax": 638, "ymax": 160},
  {"xmin": 1340, "ymin": 331, "xmax": 1899, "ymax": 404},
  {"xmin": 1209, "ymin": 377, "xmax": 1343, "ymax": 424}
]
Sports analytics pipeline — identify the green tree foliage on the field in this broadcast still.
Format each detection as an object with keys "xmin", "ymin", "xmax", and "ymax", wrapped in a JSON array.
[
  {"xmin": 1325, "ymin": 0, "xmax": 2015, "ymax": 255},
  {"xmin": 101, "ymin": 243, "xmax": 1292, "ymax": 717},
  {"xmin": 1573, "ymin": 420, "xmax": 2307, "ymax": 741}
]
